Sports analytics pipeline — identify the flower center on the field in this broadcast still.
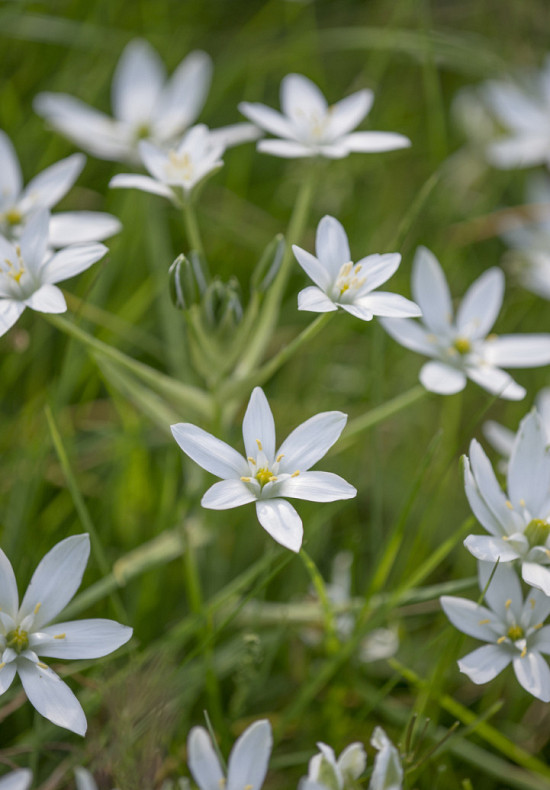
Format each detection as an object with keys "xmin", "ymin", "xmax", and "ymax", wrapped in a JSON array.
[
  {"xmin": 4, "ymin": 208, "xmax": 22, "ymax": 226},
  {"xmin": 255, "ymin": 466, "xmax": 277, "ymax": 487},
  {"xmin": 6, "ymin": 627, "xmax": 29, "ymax": 653},
  {"xmin": 335, "ymin": 261, "xmax": 366, "ymax": 299},
  {"xmin": 1, "ymin": 245, "xmax": 25, "ymax": 284},
  {"xmin": 525, "ymin": 518, "xmax": 550, "ymax": 548},
  {"xmin": 507, "ymin": 624, "xmax": 524, "ymax": 641},
  {"xmin": 167, "ymin": 150, "xmax": 194, "ymax": 181},
  {"xmin": 134, "ymin": 122, "xmax": 151, "ymax": 141},
  {"xmin": 453, "ymin": 337, "xmax": 471, "ymax": 355}
]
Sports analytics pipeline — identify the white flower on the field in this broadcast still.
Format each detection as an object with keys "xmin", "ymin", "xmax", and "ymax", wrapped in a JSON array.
[
  {"xmin": 380, "ymin": 246, "xmax": 550, "ymax": 399},
  {"xmin": 292, "ymin": 216, "xmax": 421, "ymax": 321},
  {"xmin": 0, "ymin": 770, "xmax": 32, "ymax": 790},
  {"xmin": 188, "ymin": 719, "xmax": 272, "ymax": 790},
  {"xmin": 441, "ymin": 561, "xmax": 550, "ymax": 701},
  {"xmin": 483, "ymin": 387, "xmax": 550, "ymax": 464},
  {"xmin": 34, "ymin": 39, "xmax": 257, "ymax": 164},
  {"xmin": 171, "ymin": 387, "xmax": 356, "ymax": 552},
  {"xmin": 0, "ymin": 131, "xmax": 121, "ymax": 247},
  {"xmin": 0, "ymin": 209, "xmax": 107, "ymax": 337},
  {"xmin": 299, "ymin": 741, "xmax": 366, "ymax": 790},
  {"xmin": 369, "ymin": 728, "xmax": 403, "ymax": 790},
  {"xmin": 482, "ymin": 59, "xmax": 550, "ymax": 170},
  {"xmin": 463, "ymin": 410, "xmax": 550, "ymax": 597},
  {"xmin": 239, "ymin": 73, "xmax": 410, "ymax": 159},
  {"xmin": 0, "ymin": 534, "xmax": 133, "ymax": 735},
  {"xmin": 109, "ymin": 125, "xmax": 224, "ymax": 203}
]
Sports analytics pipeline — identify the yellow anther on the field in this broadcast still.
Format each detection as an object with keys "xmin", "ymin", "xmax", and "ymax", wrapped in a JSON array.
[
  {"xmin": 255, "ymin": 467, "xmax": 276, "ymax": 487},
  {"xmin": 34, "ymin": 603, "xmax": 41, "ymax": 615},
  {"xmin": 37, "ymin": 662, "xmax": 48, "ymax": 669},
  {"xmin": 291, "ymin": 470, "xmax": 300, "ymax": 477},
  {"xmin": 520, "ymin": 498, "xmax": 526, "ymax": 507},
  {"xmin": 505, "ymin": 500, "xmax": 513, "ymax": 510},
  {"xmin": 276, "ymin": 454, "xmax": 284, "ymax": 463},
  {"xmin": 534, "ymin": 623, "xmax": 544, "ymax": 630},
  {"xmin": 54, "ymin": 633, "xmax": 66, "ymax": 639},
  {"xmin": 218, "ymin": 779, "xmax": 226, "ymax": 789},
  {"xmin": 531, "ymin": 598, "xmax": 536, "ymax": 608},
  {"xmin": 478, "ymin": 618, "xmax": 490, "ymax": 625},
  {"xmin": 486, "ymin": 333, "xmax": 498, "ymax": 342},
  {"xmin": 521, "ymin": 646, "xmax": 527, "ymax": 658},
  {"xmin": 0, "ymin": 663, "xmax": 5, "ymax": 670},
  {"xmin": 247, "ymin": 457, "xmax": 256, "ymax": 464},
  {"xmin": 505, "ymin": 599, "xmax": 512, "ymax": 609},
  {"xmin": 256, "ymin": 439, "xmax": 263, "ymax": 451},
  {"xmin": 497, "ymin": 635, "xmax": 507, "ymax": 644},
  {"xmin": 240, "ymin": 476, "xmax": 252, "ymax": 483}
]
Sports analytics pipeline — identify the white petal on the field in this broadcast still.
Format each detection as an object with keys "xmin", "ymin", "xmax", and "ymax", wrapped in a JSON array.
[
  {"xmin": 419, "ymin": 361, "xmax": 466, "ymax": 394},
  {"xmin": 316, "ymin": 215, "xmax": 351, "ymax": 279},
  {"xmin": 487, "ymin": 136, "xmax": 550, "ymax": 170},
  {"xmin": 277, "ymin": 411, "xmax": 347, "ymax": 473},
  {"xmin": 483, "ymin": 81, "xmax": 548, "ymax": 132},
  {"xmin": 0, "ymin": 769, "xmax": 33, "ymax": 790},
  {"xmin": 357, "ymin": 292, "xmax": 421, "ymax": 318},
  {"xmin": 0, "ymin": 548, "xmax": 18, "ymax": 618},
  {"xmin": 508, "ymin": 411, "xmax": 550, "ymax": 514},
  {"xmin": 440, "ymin": 596, "xmax": 497, "ymax": 641},
  {"xmin": 379, "ymin": 317, "xmax": 435, "ymax": 355},
  {"xmin": 325, "ymin": 90, "xmax": 373, "ymax": 138},
  {"xmin": 456, "ymin": 267, "xmax": 504, "ymax": 339},
  {"xmin": 464, "ymin": 534, "xmax": 520, "ymax": 563},
  {"xmin": 532, "ymin": 625, "xmax": 550, "ymax": 655},
  {"xmin": 24, "ymin": 284, "xmax": 67, "ymax": 314},
  {"xmin": 238, "ymin": 102, "xmax": 295, "ymax": 140},
  {"xmin": 109, "ymin": 173, "xmax": 175, "ymax": 201},
  {"xmin": 339, "ymin": 302, "xmax": 374, "ymax": 321},
  {"xmin": 484, "ymin": 334, "xmax": 550, "ymax": 368},
  {"xmin": 281, "ymin": 73, "xmax": 327, "ymax": 122},
  {"xmin": 242, "ymin": 387, "xmax": 276, "ymax": 461},
  {"xmin": 34, "ymin": 619, "xmax": 132, "ymax": 659},
  {"xmin": 292, "ymin": 245, "xmax": 332, "ymax": 291},
  {"xmin": 74, "ymin": 768, "xmax": 98, "ymax": 790},
  {"xmin": 19, "ymin": 208, "xmax": 49, "ymax": 272},
  {"xmin": 458, "ymin": 644, "xmax": 512, "ymax": 684},
  {"xmin": 19, "ymin": 153, "xmax": 85, "ymax": 213},
  {"xmin": 256, "ymin": 139, "xmax": 314, "ymax": 158},
  {"xmin": 156, "ymin": 51, "xmax": 212, "ymax": 137},
  {"xmin": 412, "ymin": 247, "xmax": 453, "ymax": 334},
  {"xmin": 482, "ymin": 420, "xmax": 515, "ymax": 459},
  {"xmin": 343, "ymin": 131, "xmax": 411, "ymax": 152},
  {"xmin": 0, "ymin": 301, "xmax": 25, "ymax": 337},
  {"xmin": 227, "ymin": 719, "xmax": 272, "ymax": 790},
  {"xmin": 255, "ymin": 499, "xmax": 303, "ymax": 552},
  {"xmin": 468, "ymin": 439, "xmax": 518, "ymax": 534},
  {"xmin": 41, "ymin": 243, "xmax": 107, "ymax": 285},
  {"xmin": 19, "ymin": 534, "xmax": 90, "ymax": 629},
  {"xmin": 355, "ymin": 253, "xmax": 401, "ymax": 293},
  {"xmin": 171, "ymin": 423, "xmax": 248, "ymax": 480},
  {"xmin": 201, "ymin": 480, "xmax": 257, "ymax": 509},
  {"xmin": 369, "ymin": 728, "xmax": 403, "ymax": 790},
  {"xmin": 208, "ymin": 123, "xmax": 261, "ymax": 149},
  {"xmin": 478, "ymin": 561, "xmax": 523, "ymax": 621},
  {"xmin": 0, "ymin": 662, "xmax": 17, "ymax": 695},
  {"xmin": 521, "ymin": 562, "xmax": 550, "ymax": 597},
  {"xmin": 463, "ymin": 454, "xmax": 505, "ymax": 537},
  {"xmin": 49, "ymin": 211, "xmax": 122, "ymax": 246},
  {"xmin": 513, "ymin": 652, "xmax": 550, "ymax": 701},
  {"xmin": 0, "ymin": 130, "xmax": 22, "ymax": 205},
  {"xmin": 112, "ymin": 39, "xmax": 165, "ymax": 125},
  {"xmin": 298, "ymin": 286, "xmax": 337, "ymax": 313},
  {"xmin": 17, "ymin": 659, "xmax": 87, "ymax": 735},
  {"xmin": 465, "ymin": 365, "xmax": 525, "ymax": 401},
  {"xmin": 187, "ymin": 727, "xmax": 225, "ymax": 790},
  {"xmin": 338, "ymin": 742, "xmax": 367, "ymax": 782},
  {"xmin": 278, "ymin": 471, "xmax": 356, "ymax": 502}
]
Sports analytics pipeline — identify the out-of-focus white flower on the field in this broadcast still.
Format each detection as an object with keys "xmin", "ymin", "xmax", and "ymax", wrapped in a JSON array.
[
  {"xmin": 35, "ymin": 39, "xmax": 257, "ymax": 164},
  {"xmin": 0, "ymin": 534, "xmax": 132, "ymax": 735},
  {"xmin": 0, "ymin": 131, "xmax": 121, "ymax": 247},
  {"xmin": 463, "ymin": 410, "xmax": 550, "ymax": 597},
  {"xmin": 484, "ymin": 387, "xmax": 550, "ymax": 465},
  {"xmin": 239, "ymin": 73, "xmax": 410, "ymax": 159},
  {"xmin": 0, "ymin": 209, "xmax": 107, "ymax": 337},
  {"xmin": 482, "ymin": 59, "xmax": 550, "ymax": 170},
  {"xmin": 188, "ymin": 719, "xmax": 272, "ymax": 790},
  {"xmin": 109, "ymin": 125, "xmax": 224, "ymax": 203},
  {"xmin": 171, "ymin": 387, "xmax": 356, "ymax": 553},
  {"xmin": 441, "ymin": 561, "xmax": 550, "ymax": 701},
  {"xmin": 381, "ymin": 247, "xmax": 550, "ymax": 400},
  {"xmin": 299, "ymin": 741, "xmax": 367, "ymax": 790},
  {"xmin": 369, "ymin": 728, "xmax": 403, "ymax": 790},
  {"xmin": 0, "ymin": 770, "xmax": 32, "ymax": 790},
  {"xmin": 292, "ymin": 216, "xmax": 421, "ymax": 321}
]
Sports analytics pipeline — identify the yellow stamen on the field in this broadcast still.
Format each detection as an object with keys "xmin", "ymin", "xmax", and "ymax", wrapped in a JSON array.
[
  {"xmin": 33, "ymin": 603, "xmax": 41, "ymax": 615},
  {"xmin": 521, "ymin": 646, "xmax": 527, "ymax": 658},
  {"xmin": 276, "ymin": 453, "xmax": 284, "ymax": 463},
  {"xmin": 256, "ymin": 439, "xmax": 263, "ymax": 451},
  {"xmin": 240, "ymin": 476, "xmax": 252, "ymax": 483},
  {"xmin": 505, "ymin": 500, "xmax": 513, "ymax": 510},
  {"xmin": 520, "ymin": 498, "xmax": 526, "ymax": 507},
  {"xmin": 531, "ymin": 598, "xmax": 536, "ymax": 608},
  {"xmin": 505, "ymin": 599, "xmax": 512, "ymax": 609},
  {"xmin": 0, "ymin": 662, "xmax": 5, "ymax": 670},
  {"xmin": 497, "ymin": 635, "xmax": 507, "ymax": 644},
  {"xmin": 255, "ymin": 467, "xmax": 276, "ymax": 487},
  {"xmin": 37, "ymin": 662, "xmax": 48, "ymax": 669},
  {"xmin": 54, "ymin": 633, "xmax": 66, "ymax": 639},
  {"xmin": 247, "ymin": 457, "xmax": 256, "ymax": 464},
  {"xmin": 478, "ymin": 618, "xmax": 490, "ymax": 625},
  {"xmin": 291, "ymin": 470, "xmax": 300, "ymax": 477},
  {"xmin": 533, "ymin": 623, "xmax": 544, "ymax": 630}
]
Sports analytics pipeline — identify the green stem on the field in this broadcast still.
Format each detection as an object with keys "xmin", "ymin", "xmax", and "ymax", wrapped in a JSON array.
[
  {"xmin": 182, "ymin": 198, "xmax": 206, "ymax": 258},
  {"xmin": 300, "ymin": 549, "xmax": 339, "ymax": 655}
]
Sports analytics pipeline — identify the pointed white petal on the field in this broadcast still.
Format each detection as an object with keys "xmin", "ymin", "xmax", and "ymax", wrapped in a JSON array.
[
  {"xmin": 201, "ymin": 480, "xmax": 257, "ymax": 509},
  {"xmin": 482, "ymin": 420, "xmax": 515, "ymax": 459},
  {"xmin": 35, "ymin": 619, "xmax": 132, "ymax": 659},
  {"xmin": 256, "ymin": 139, "xmax": 313, "ymax": 158},
  {"xmin": 188, "ymin": 727, "xmax": 225, "ymax": 790},
  {"xmin": 19, "ymin": 534, "xmax": 90, "ymax": 629},
  {"xmin": 369, "ymin": 728, "xmax": 403, "ymax": 790},
  {"xmin": 74, "ymin": 768, "xmax": 98, "ymax": 790},
  {"xmin": 463, "ymin": 454, "xmax": 505, "ymax": 537},
  {"xmin": 292, "ymin": 245, "xmax": 332, "ymax": 291},
  {"xmin": 242, "ymin": 387, "xmax": 276, "ymax": 461},
  {"xmin": 41, "ymin": 243, "xmax": 107, "ymax": 285},
  {"xmin": 0, "ymin": 130, "xmax": 22, "ymax": 205},
  {"xmin": 49, "ymin": 211, "xmax": 121, "ymax": 246},
  {"xmin": 255, "ymin": 499, "xmax": 303, "ymax": 552},
  {"xmin": 468, "ymin": 439, "xmax": 518, "ymax": 534},
  {"xmin": 208, "ymin": 123, "xmax": 261, "ymax": 149},
  {"xmin": 478, "ymin": 561, "xmax": 522, "ymax": 621},
  {"xmin": 20, "ymin": 153, "xmax": 85, "ymax": 213},
  {"xmin": 325, "ymin": 90, "xmax": 373, "ymax": 138},
  {"xmin": 412, "ymin": 247, "xmax": 453, "ymax": 334},
  {"xmin": 24, "ymin": 284, "xmax": 67, "ymax": 314},
  {"xmin": 513, "ymin": 652, "xmax": 550, "ymax": 701},
  {"xmin": 379, "ymin": 317, "xmax": 435, "ymax": 355},
  {"xmin": 483, "ymin": 81, "xmax": 548, "ymax": 131},
  {"xmin": 466, "ymin": 365, "xmax": 525, "ymax": 400},
  {"xmin": 238, "ymin": 102, "xmax": 295, "ymax": 140},
  {"xmin": 0, "ymin": 548, "xmax": 18, "ymax": 618},
  {"xmin": 357, "ymin": 292, "xmax": 422, "ymax": 318},
  {"xmin": 532, "ymin": 626, "xmax": 550, "ymax": 655},
  {"xmin": 338, "ymin": 742, "xmax": 367, "ymax": 782},
  {"xmin": 112, "ymin": 39, "xmax": 165, "ymax": 125},
  {"xmin": 0, "ymin": 769, "xmax": 33, "ymax": 790},
  {"xmin": 316, "ymin": 215, "xmax": 351, "ymax": 279},
  {"xmin": 419, "ymin": 361, "xmax": 467, "ymax": 394},
  {"xmin": 487, "ymin": 136, "xmax": 550, "ymax": 169},
  {"xmin": 508, "ymin": 411, "xmax": 550, "ymax": 514},
  {"xmin": 281, "ymin": 73, "xmax": 327, "ymax": 122},
  {"xmin": 484, "ymin": 334, "xmax": 550, "ymax": 368},
  {"xmin": 157, "ymin": 51, "xmax": 212, "ymax": 137},
  {"xmin": 0, "ymin": 301, "xmax": 25, "ymax": 337},
  {"xmin": 277, "ymin": 411, "xmax": 347, "ymax": 473},
  {"xmin": 456, "ymin": 267, "xmax": 504, "ymax": 339},
  {"xmin": 464, "ymin": 534, "xmax": 519, "ymax": 563},
  {"xmin": 343, "ymin": 131, "xmax": 411, "ymax": 152},
  {"xmin": 171, "ymin": 423, "xmax": 248, "ymax": 480},
  {"xmin": 0, "ymin": 662, "xmax": 17, "ymax": 695},
  {"xmin": 440, "ymin": 596, "xmax": 497, "ymax": 640},
  {"xmin": 339, "ymin": 302, "xmax": 373, "ymax": 321},
  {"xmin": 109, "ymin": 173, "xmax": 175, "ymax": 201},
  {"xmin": 19, "ymin": 208, "xmax": 50, "ymax": 271},
  {"xmin": 521, "ymin": 562, "xmax": 550, "ymax": 597},
  {"xmin": 227, "ymin": 719, "xmax": 272, "ymax": 790},
  {"xmin": 521, "ymin": 589, "xmax": 550, "ymax": 629},
  {"xmin": 354, "ymin": 253, "xmax": 401, "ymax": 293},
  {"xmin": 458, "ymin": 644, "xmax": 512, "ymax": 684},
  {"xmin": 278, "ymin": 471, "xmax": 356, "ymax": 502},
  {"xmin": 298, "ymin": 286, "xmax": 337, "ymax": 313},
  {"xmin": 17, "ymin": 659, "xmax": 87, "ymax": 735}
]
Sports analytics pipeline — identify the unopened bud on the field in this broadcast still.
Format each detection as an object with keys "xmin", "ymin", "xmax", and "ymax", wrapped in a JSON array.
[
  {"xmin": 202, "ymin": 277, "xmax": 243, "ymax": 332},
  {"xmin": 169, "ymin": 254, "xmax": 197, "ymax": 310}
]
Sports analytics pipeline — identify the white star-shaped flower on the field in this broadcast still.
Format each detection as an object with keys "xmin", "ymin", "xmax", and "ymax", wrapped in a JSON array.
[
  {"xmin": 0, "ymin": 770, "xmax": 32, "ymax": 790},
  {"xmin": 171, "ymin": 387, "xmax": 356, "ymax": 552},
  {"xmin": 292, "ymin": 215, "xmax": 421, "ymax": 321},
  {"xmin": 188, "ymin": 719, "xmax": 272, "ymax": 790},
  {"xmin": 0, "ymin": 534, "xmax": 132, "ymax": 735},
  {"xmin": 0, "ymin": 209, "xmax": 107, "ymax": 337},
  {"xmin": 109, "ymin": 124, "xmax": 224, "ymax": 203},
  {"xmin": 299, "ymin": 741, "xmax": 367, "ymax": 790},
  {"xmin": 380, "ymin": 246, "xmax": 550, "ymax": 399},
  {"xmin": 0, "ymin": 131, "xmax": 121, "ymax": 247},
  {"xmin": 463, "ymin": 409, "xmax": 550, "ymax": 597},
  {"xmin": 441, "ymin": 561, "xmax": 550, "ymax": 701},
  {"xmin": 34, "ymin": 39, "xmax": 257, "ymax": 164},
  {"xmin": 239, "ymin": 73, "xmax": 410, "ymax": 159}
]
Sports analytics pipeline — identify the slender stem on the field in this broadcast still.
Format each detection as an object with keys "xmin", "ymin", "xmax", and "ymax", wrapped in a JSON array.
[
  {"xmin": 182, "ymin": 198, "xmax": 206, "ymax": 258},
  {"xmin": 300, "ymin": 549, "xmax": 339, "ymax": 655}
]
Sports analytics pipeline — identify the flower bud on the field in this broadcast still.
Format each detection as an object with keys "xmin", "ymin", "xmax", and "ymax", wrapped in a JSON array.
[
  {"xmin": 202, "ymin": 277, "xmax": 243, "ymax": 332},
  {"xmin": 168, "ymin": 254, "xmax": 197, "ymax": 310}
]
